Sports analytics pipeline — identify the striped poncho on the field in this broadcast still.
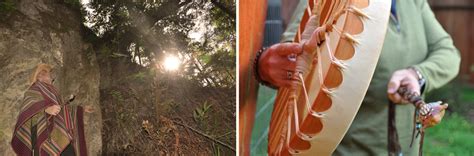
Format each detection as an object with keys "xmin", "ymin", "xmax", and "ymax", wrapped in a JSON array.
[{"xmin": 11, "ymin": 81, "xmax": 87, "ymax": 156}]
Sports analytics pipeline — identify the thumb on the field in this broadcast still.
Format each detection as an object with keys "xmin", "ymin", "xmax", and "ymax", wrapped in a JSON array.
[
  {"xmin": 275, "ymin": 43, "xmax": 303, "ymax": 56},
  {"xmin": 304, "ymin": 26, "xmax": 327, "ymax": 53},
  {"xmin": 387, "ymin": 75, "xmax": 403, "ymax": 94}
]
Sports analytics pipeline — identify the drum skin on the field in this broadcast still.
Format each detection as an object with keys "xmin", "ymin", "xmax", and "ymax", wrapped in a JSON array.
[{"xmin": 268, "ymin": 0, "xmax": 392, "ymax": 155}]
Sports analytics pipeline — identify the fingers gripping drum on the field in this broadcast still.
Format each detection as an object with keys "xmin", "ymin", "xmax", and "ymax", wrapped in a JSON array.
[{"xmin": 292, "ymin": 25, "xmax": 327, "ymax": 83}]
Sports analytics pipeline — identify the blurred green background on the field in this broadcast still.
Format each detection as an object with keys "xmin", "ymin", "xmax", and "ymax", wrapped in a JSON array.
[
  {"xmin": 424, "ymin": 81, "xmax": 474, "ymax": 156},
  {"xmin": 424, "ymin": 0, "xmax": 474, "ymax": 155}
]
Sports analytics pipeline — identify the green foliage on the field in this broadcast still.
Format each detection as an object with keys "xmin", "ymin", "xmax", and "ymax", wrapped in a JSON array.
[
  {"xmin": 128, "ymin": 71, "xmax": 147, "ymax": 81},
  {"xmin": 460, "ymin": 85, "xmax": 474, "ymax": 103},
  {"xmin": 212, "ymin": 143, "xmax": 221, "ymax": 156},
  {"xmin": 0, "ymin": 0, "xmax": 15, "ymax": 14},
  {"xmin": 85, "ymin": 0, "xmax": 235, "ymax": 88},
  {"xmin": 63, "ymin": 0, "xmax": 81, "ymax": 9},
  {"xmin": 184, "ymin": 1, "xmax": 235, "ymax": 88},
  {"xmin": 110, "ymin": 90, "xmax": 124, "ymax": 102},
  {"xmin": 126, "ymin": 70, "xmax": 155, "ymax": 84},
  {"xmin": 157, "ymin": 99, "xmax": 176, "ymax": 116},
  {"xmin": 193, "ymin": 101, "xmax": 213, "ymax": 123},
  {"xmin": 97, "ymin": 45, "xmax": 118, "ymax": 61},
  {"xmin": 425, "ymin": 113, "xmax": 474, "ymax": 156}
]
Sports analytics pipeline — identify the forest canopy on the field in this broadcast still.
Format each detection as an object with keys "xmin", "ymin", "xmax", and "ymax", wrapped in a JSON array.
[{"xmin": 82, "ymin": 0, "xmax": 235, "ymax": 88}]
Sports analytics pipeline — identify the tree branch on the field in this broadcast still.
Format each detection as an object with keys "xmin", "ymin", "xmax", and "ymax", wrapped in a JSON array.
[{"xmin": 172, "ymin": 120, "xmax": 235, "ymax": 152}]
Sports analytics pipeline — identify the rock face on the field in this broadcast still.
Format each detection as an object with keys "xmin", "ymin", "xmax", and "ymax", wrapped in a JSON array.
[{"xmin": 0, "ymin": 0, "xmax": 102, "ymax": 155}]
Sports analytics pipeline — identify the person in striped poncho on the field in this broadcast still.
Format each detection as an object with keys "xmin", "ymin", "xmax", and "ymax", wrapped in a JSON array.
[{"xmin": 11, "ymin": 64, "xmax": 88, "ymax": 156}]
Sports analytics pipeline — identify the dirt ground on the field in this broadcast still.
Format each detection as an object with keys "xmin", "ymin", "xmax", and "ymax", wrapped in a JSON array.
[{"xmin": 99, "ymin": 69, "xmax": 235, "ymax": 155}]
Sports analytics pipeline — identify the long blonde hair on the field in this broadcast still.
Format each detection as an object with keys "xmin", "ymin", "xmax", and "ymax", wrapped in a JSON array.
[{"xmin": 30, "ymin": 63, "xmax": 52, "ymax": 85}]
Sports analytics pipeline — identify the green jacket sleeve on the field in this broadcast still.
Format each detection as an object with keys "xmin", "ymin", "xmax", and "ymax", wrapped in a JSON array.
[
  {"xmin": 412, "ymin": 0, "xmax": 461, "ymax": 93},
  {"xmin": 280, "ymin": 0, "xmax": 307, "ymax": 42}
]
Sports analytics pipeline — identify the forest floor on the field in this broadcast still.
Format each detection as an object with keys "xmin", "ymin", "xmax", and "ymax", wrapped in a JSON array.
[{"xmin": 100, "ymin": 68, "xmax": 235, "ymax": 155}]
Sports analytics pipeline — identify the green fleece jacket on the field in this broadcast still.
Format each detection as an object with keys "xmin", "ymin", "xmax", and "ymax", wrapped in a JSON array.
[{"xmin": 250, "ymin": 0, "xmax": 461, "ymax": 155}]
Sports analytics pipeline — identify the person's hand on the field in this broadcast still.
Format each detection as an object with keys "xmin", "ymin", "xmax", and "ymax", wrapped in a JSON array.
[
  {"xmin": 259, "ymin": 43, "xmax": 303, "ymax": 88},
  {"xmin": 45, "ymin": 105, "xmax": 61, "ymax": 115},
  {"xmin": 258, "ymin": 15, "xmax": 326, "ymax": 88},
  {"xmin": 387, "ymin": 68, "xmax": 421, "ymax": 104}
]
